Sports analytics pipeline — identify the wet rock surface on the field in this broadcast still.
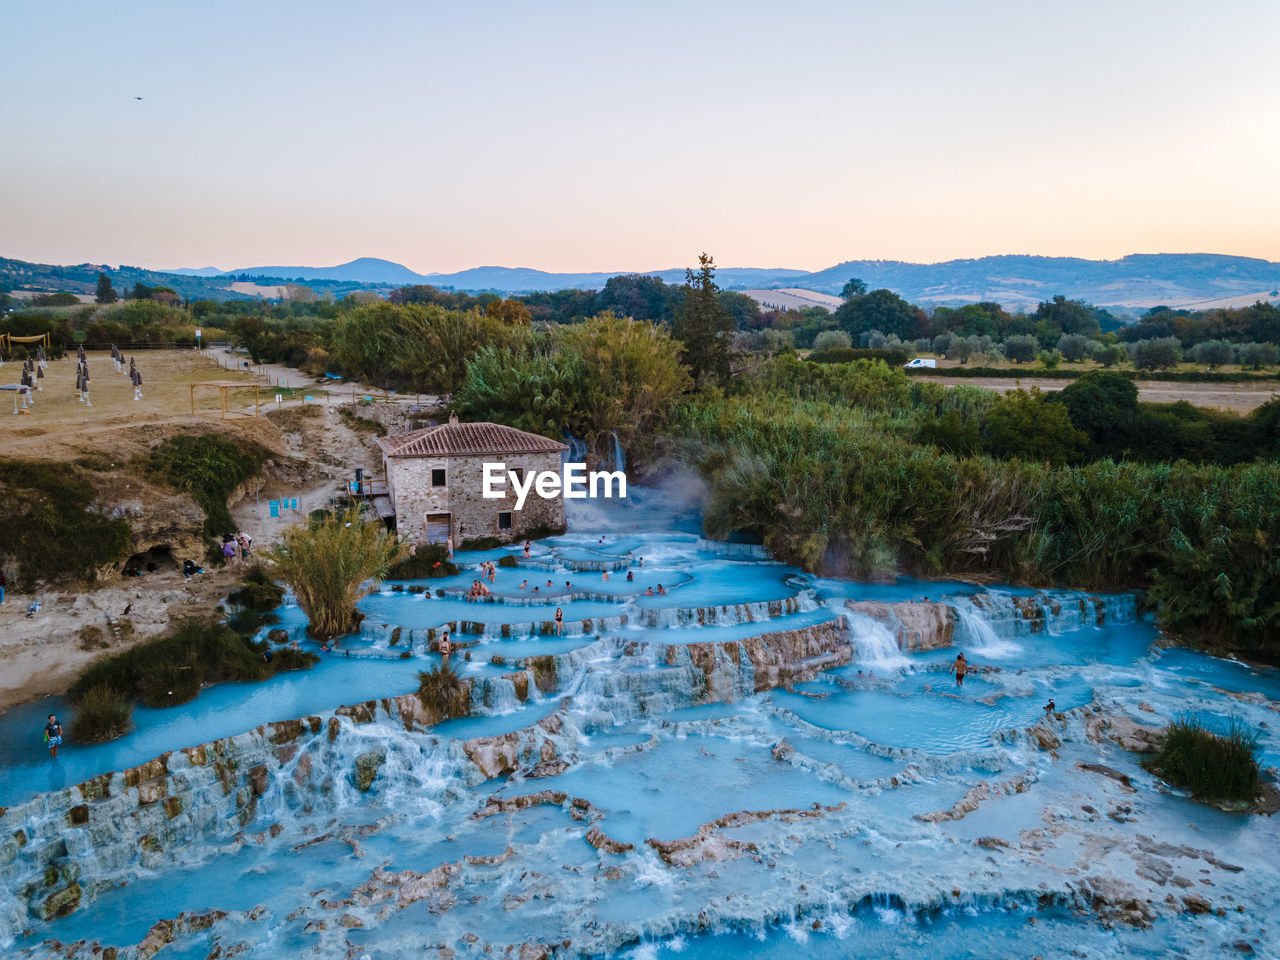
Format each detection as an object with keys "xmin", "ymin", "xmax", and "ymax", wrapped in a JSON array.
[{"xmin": 0, "ymin": 524, "xmax": 1273, "ymax": 959}]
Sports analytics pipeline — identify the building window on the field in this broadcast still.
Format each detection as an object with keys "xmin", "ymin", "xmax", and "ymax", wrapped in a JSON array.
[
  {"xmin": 510, "ymin": 467, "xmax": 524, "ymax": 485},
  {"xmin": 498, "ymin": 511, "xmax": 512, "ymax": 530},
  {"xmin": 431, "ymin": 468, "xmax": 446, "ymax": 487}
]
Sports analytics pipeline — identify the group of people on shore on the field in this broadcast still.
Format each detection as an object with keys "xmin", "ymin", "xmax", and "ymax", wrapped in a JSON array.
[{"xmin": 221, "ymin": 531, "xmax": 253, "ymax": 565}]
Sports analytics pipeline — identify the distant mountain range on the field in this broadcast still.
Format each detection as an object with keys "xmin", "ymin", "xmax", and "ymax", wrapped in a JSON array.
[
  {"xmin": 166, "ymin": 258, "xmax": 804, "ymax": 293},
  {"xmin": 7, "ymin": 253, "xmax": 1279, "ymax": 311},
  {"xmin": 162, "ymin": 253, "xmax": 1280, "ymax": 310}
]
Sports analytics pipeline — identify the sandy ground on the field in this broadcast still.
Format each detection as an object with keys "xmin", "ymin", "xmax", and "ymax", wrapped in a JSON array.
[
  {"xmin": 1, "ymin": 346, "xmax": 261, "ymax": 435},
  {"xmin": 0, "ymin": 349, "xmax": 393, "ymax": 711},
  {"xmin": 924, "ymin": 375, "xmax": 1279, "ymax": 412}
]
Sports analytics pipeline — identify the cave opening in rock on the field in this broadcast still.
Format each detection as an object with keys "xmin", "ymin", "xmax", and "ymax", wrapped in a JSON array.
[{"xmin": 121, "ymin": 544, "xmax": 176, "ymax": 576}]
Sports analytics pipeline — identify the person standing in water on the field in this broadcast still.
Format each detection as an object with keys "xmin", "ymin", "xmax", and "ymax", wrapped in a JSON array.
[
  {"xmin": 44, "ymin": 715, "xmax": 63, "ymax": 759},
  {"xmin": 950, "ymin": 653, "xmax": 969, "ymax": 687},
  {"xmin": 438, "ymin": 626, "xmax": 452, "ymax": 661},
  {"xmin": 554, "ymin": 606, "xmax": 564, "ymax": 636}
]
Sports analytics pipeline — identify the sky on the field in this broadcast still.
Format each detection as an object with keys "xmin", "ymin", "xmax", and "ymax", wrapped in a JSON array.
[{"xmin": 2, "ymin": 0, "xmax": 1279, "ymax": 274}]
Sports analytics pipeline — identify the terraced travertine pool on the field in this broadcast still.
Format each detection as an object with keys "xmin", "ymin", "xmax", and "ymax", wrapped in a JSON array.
[{"xmin": 1, "ymin": 483, "xmax": 1277, "ymax": 959}]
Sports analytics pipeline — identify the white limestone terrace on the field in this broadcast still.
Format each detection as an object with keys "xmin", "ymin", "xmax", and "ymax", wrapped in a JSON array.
[{"xmin": 0, "ymin": 483, "xmax": 1276, "ymax": 959}]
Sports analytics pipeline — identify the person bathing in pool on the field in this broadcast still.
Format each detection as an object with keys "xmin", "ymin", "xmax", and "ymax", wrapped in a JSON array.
[
  {"xmin": 950, "ymin": 652, "xmax": 969, "ymax": 687},
  {"xmin": 45, "ymin": 715, "xmax": 63, "ymax": 759}
]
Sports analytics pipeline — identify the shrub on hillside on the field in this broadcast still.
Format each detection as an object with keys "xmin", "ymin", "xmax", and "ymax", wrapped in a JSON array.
[
  {"xmin": 144, "ymin": 434, "xmax": 269, "ymax": 540},
  {"xmin": 0, "ymin": 459, "xmax": 133, "ymax": 588},
  {"xmin": 1146, "ymin": 715, "xmax": 1260, "ymax": 803}
]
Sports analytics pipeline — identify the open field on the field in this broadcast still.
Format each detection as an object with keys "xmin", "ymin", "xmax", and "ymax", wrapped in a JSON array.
[
  {"xmin": 740, "ymin": 287, "xmax": 843, "ymax": 311},
  {"xmin": 925, "ymin": 375, "xmax": 1278, "ymax": 411},
  {"xmin": 1, "ymin": 348, "xmax": 263, "ymax": 441}
]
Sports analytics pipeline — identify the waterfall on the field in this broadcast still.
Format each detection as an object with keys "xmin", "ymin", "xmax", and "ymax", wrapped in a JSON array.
[
  {"xmin": 955, "ymin": 605, "xmax": 1022, "ymax": 659},
  {"xmin": 841, "ymin": 613, "xmax": 910, "ymax": 671},
  {"xmin": 611, "ymin": 430, "xmax": 626, "ymax": 473},
  {"xmin": 561, "ymin": 432, "xmax": 589, "ymax": 466}
]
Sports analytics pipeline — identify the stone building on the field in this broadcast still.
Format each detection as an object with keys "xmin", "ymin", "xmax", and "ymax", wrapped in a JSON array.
[{"xmin": 377, "ymin": 413, "xmax": 568, "ymax": 545}]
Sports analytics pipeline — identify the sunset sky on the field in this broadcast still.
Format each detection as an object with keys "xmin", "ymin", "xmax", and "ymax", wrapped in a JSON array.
[{"xmin": 3, "ymin": 0, "xmax": 1279, "ymax": 273}]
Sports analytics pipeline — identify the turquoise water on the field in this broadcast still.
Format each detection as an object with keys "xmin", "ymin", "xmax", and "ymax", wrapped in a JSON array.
[{"xmin": 2, "ymin": 480, "xmax": 1277, "ymax": 959}]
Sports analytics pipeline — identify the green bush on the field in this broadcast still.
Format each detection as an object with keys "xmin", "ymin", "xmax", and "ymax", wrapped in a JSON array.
[
  {"xmin": 0, "ymin": 459, "xmax": 133, "ymax": 588},
  {"xmin": 144, "ymin": 434, "xmax": 269, "ymax": 540},
  {"xmin": 522, "ymin": 523, "xmax": 566, "ymax": 540},
  {"xmin": 226, "ymin": 608, "xmax": 279, "ymax": 637},
  {"xmin": 227, "ymin": 562, "xmax": 285, "ymax": 611},
  {"xmin": 269, "ymin": 508, "xmax": 409, "ymax": 641},
  {"xmin": 459, "ymin": 536, "xmax": 503, "ymax": 550},
  {"xmin": 416, "ymin": 662, "xmax": 470, "ymax": 721},
  {"xmin": 497, "ymin": 554, "xmax": 520, "ymax": 568},
  {"xmin": 668, "ymin": 394, "xmax": 1280, "ymax": 651},
  {"xmin": 69, "ymin": 618, "xmax": 317, "ymax": 709},
  {"xmin": 1146, "ymin": 716, "xmax": 1260, "ymax": 803},
  {"xmin": 807, "ymin": 347, "xmax": 908, "ymax": 366},
  {"xmin": 71, "ymin": 685, "xmax": 134, "ymax": 744},
  {"xmin": 391, "ymin": 542, "xmax": 459, "ymax": 578}
]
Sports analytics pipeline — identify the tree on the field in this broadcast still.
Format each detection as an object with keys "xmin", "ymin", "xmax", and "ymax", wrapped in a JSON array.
[
  {"xmin": 1187, "ymin": 339, "xmax": 1235, "ymax": 370},
  {"xmin": 1038, "ymin": 349, "xmax": 1062, "ymax": 370},
  {"xmin": 946, "ymin": 336, "xmax": 976, "ymax": 364},
  {"xmin": 812, "ymin": 330, "xmax": 852, "ymax": 352},
  {"xmin": 673, "ymin": 252, "xmax": 734, "ymax": 385},
  {"xmin": 1051, "ymin": 371, "xmax": 1139, "ymax": 459},
  {"xmin": 840, "ymin": 278, "xmax": 868, "ymax": 300},
  {"xmin": 982, "ymin": 389, "xmax": 1088, "ymax": 466},
  {"xmin": 1129, "ymin": 337, "xmax": 1183, "ymax": 370},
  {"xmin": 1035, "ymin": 295, "xmax": 1100, "ymax": 338},
  {"xmin": 559, "ymin": 312, "xmax": 694, "ymax": 452},
  {"xmin": 1057, "ymin": 333, "xmax": 1092, "ymax": 363},
  {"xmin": 1003, "ymin": 334, "xmax": 1038, "ymax": 364},
  {"xmin": 1239, "ymin": 342, "xmax": 1279, "ymax": 370},
  {"xmin": 1091, "ymin": 342, "xmax": 1123, "ymax": 368},
  {"xmin": 834, "ymin": 289, "xmax": 922, "ymax": 342},
  {"xmin": 130, "ymin": 282, "xmax": 152, "ymax": 300},
  {"xmin": 269, "ymin": 508, "xmax": 409, "ymax": 642},
  {"xmin": 95, "ymin": 272, "xmax": 118, "ymax": 304}
]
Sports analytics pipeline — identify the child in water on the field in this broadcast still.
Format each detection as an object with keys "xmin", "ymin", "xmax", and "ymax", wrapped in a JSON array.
[{"xmin": 44, "ymin": 715, "xmax": 63, "ymax": 759}]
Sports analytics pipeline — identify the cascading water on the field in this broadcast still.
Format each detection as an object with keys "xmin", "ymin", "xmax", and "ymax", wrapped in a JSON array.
[
  {"xmin": 0, "ymin": 487, "xmax": 1275, "ymax": 960},
  {"xmin": 611, "ymin": 430, "xmax": 626, "ymax": 472},
  {"xmin": 954, "ymin": 604, "xmax": 1023, "ymax": 659},
  {"xmin": 841, "ymin": 612, "xmax": 910, "ymax": 671}
]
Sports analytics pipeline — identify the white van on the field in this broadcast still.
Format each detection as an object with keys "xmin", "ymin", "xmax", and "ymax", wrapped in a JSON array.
[{"xmin": 904, "ymin": 358, "xmax": 937, "ymax": 369}]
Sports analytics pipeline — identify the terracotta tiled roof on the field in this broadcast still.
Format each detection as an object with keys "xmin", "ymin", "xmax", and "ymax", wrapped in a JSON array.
[{"xmin": 378, "ymin": 418, "xmax": 568, "ymax": 458}]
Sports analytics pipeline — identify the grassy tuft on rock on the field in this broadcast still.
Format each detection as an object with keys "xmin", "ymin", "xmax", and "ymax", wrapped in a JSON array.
[
  {"xmin": 227, "ymin": 562, "xmax": 285, "ymax": 612},
  {"xmin": 392, "ymin": 542, "xmax": 459, "ymax": 578},
  {"xmin": 69, "ymin": 617, "xmax": 318, "ymax": 716},
  {"xmin": 1147, "ymin": 715, "xmax": 1261, "ymax": 804},
  {"xmin": 416, "ymin": 662, "xmax": 470, "ymax": 722},
  {"xmin": 71, "ymin": 685, "xmax": 134, "ymax": 744}
]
